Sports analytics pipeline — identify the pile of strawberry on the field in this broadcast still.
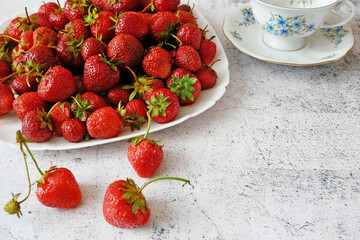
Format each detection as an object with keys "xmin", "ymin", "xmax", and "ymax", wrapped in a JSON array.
[{"xmin": 0, "ymin": 0, "xmax": 219, "ymax": 144}]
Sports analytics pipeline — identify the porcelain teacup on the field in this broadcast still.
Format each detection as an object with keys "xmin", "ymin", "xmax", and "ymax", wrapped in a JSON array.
[{"xmin": 250, "ymin": 0, "xmax": 356, "ymax": 50}]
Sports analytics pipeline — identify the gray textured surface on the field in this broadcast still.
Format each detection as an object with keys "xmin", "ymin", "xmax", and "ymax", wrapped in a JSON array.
[{"xmin": 0, "ymin": 0, "xmax": 359, "ymax": 239}]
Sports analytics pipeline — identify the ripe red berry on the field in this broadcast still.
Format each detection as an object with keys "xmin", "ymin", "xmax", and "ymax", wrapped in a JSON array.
[
  {"xmin": 13, "ymin": 92, "xmax": 48, "ymax": 120},
  {"xmin": 176, "ymin": 23, "xmax": 202, "ymax": 50},
  {"xmin": 198, "ymin": 39, "xmax": 217, "ymax": 65},
  {"xmin": 175, "ymin": 45, "xmax": 201, "ymax": 72},
  {"xmin": 195, "ymin": 64, "xmax": 218, "ymax": 90},
  {"xmin": 50, "ymin": 102, "xmax": 72, "ymax": 136},
  {"xmin": 81, "ymin": 92, "xmax": 108, "ymax": 112},
  {"xmin": 115, "ymin": 12, "xmax": 149, "ymax": 41},
  {"xmin": 0, "ymin": 83, "xmax": 15, "ymax": 116},
  {"xmin": 107, "ymin": 86, "xmax": 131, "ymax": 107},
  {"xmin": 147, "ymin": 88, "xmax": 180, "ymax": 124},
  {"xmin": 61, "ymin": 119, "xmax": 86, "ymax": 143},
  {"xmin": 22, "ymin": 109, "xmax": 54, "ymax": 143},
  {"xmin": 142, "ymin": 47, "xmax": 172, "ymax": 79}
]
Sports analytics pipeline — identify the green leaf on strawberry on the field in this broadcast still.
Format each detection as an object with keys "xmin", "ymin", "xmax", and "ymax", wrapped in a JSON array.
[
  {"xmin": 168, "ymin": 74, "xmax": 196, "ymax": 101},
  {"xmin": 146, "ymin": 93, "xmax": 171, "ymax": 117}
]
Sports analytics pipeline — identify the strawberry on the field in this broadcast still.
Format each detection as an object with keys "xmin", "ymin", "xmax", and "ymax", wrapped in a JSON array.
[
  {"xmin": 176, "ymin": 23, "xmax": 202, "ymax": 50},
  {"xmin": 81, "ymin": 37, "xmax": 106, "ymax": 62},
  {"xmin": 0, "ymin": 83, "xmax": 14, "ymax": 116},
  {"xmin": 56, "ymin": 35, "xmax": 84, "ymax": 69},
  {"xmin": 107, "ymin": 85, "xmax": 131, "ymax": 107},
  {"xmin": 13, "ymin": 92, "xmax": 48, "ymax": 120},
  {"xmin": 142, "ymin": 79, "xmax": 165, "ymax": 102},
  {"xmin": 166, "ymin": 68, "xmax": 201, "ymax": 105},
  {"xmin": 36, "ymin": 166, "xmax": 82, "ymax": 208},
  {"xmin": 86, "ymin": 106, "xmax": 124, "ymax": 139},
  {"xmin": 23, "ymin": 45, "xmax": 57, "ymax": 72},
  {"xmin": 142, "ymin": 47, "xmax": 172, "ymax": 79},
  {"xmin": 11, "ymin": 75, "xmax": 38, "ymax": 94},
  {"xmin": 70, "ymin": 93, "xmax": 92, "ymax": 122},
  {"xmin": 0, "ymin": 36, "xmax": 15, "ymax": 63},
  {"xmin": 64, "ymin": 0, "xmax": 90, "ymax": 21},
  {"xmin": 32, "ymin": 27, "xmax": 58, "ymax": 48},
  {"xmin": 107, "ymin": 34, "xmax": 144, "ymax": 69},
  {"xmin": 0, "ymin": 60, "xmax": 11, "ymax": 78},
  {"xmin": 22, "ymin": 107, "xmax": 56, "ymax": 143},
  {"xmin": 103, "ymin": 0, "xmax": 140, "ymax": 13},
  {"xmin": 153, "ymin": 0, "xmax": 180, "ymax": 11},
  {"xmin": 115, "ymin": 12, "xmax": 149, "ymax": 41},
  {"xmin": 48, "ymin": 3, "xmax": 70, "ymax": 30},
  {"xmin": 149, "ymin": 11, "xmax": 178, "ymax": 42},
  {"xmin": 177, "ymin": 4, "xmax": 193, "ymax": 12},
  {"xmin": 103, "ymin": 177, "xmax": 190, "ymax": 228},
  {"xmin": 81, "ymin": 91, "xmax": 108, "ymax": 112},
  {"xmin": 84, "ymin": 8, "xmax": 115, "ymax": 42},
  {"xmin": 127, "ymin": 112, "xmax": 162, "ymax": 177},
  {"xmin": 38, "ymin": 66, "xmax": 76, "ymax": 102},
  {"xmin": 7, "ymin": 9, "xmax": 40, "ymax": 40},
  {"xmin": 83, "ymin": 55, "xmax": 121, "ymax": 93},
  {"xmin": 195, "ymin": 61, "xmax": 219, "ymax": 90},
  {"xmin": 50, "ymin": 102, "xmax": 72, "ymax": 136},
  {"xmin": 198, "ymin": 39, "xmax": 216, "ymax": 65},
  {"xmin": 38, "ymin": 2, "xmax": 59, "ymax": 15},
  {"xmin": 19, "ymin": 31, "xmax": 35, "ymax": 51},
  {"xmin": 175, "ymin": 45, "xmax": 201, "ymax": 72},
  {"xmin": 175, "ymin": 9, "xmax": 196, "ymax": 25},
  {"xmin": 146, "ymin": 88, "xmax": 179, "ymax": 124},
  {"xmin": 61, "ymin": 118, "xmax": 86, "ymax": 142},
  {"xmin": 63, "ymin": 19, "xmax": 92, "ymax": 40},
  {"xmin": 124, "ymin": 99, "xmax": 147, "ymax": 131}
]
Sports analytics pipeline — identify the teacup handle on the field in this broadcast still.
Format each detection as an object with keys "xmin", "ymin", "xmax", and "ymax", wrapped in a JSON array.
[{"xmin": 321, "ymin": 0, "xmax": 356, "ymax": 28}]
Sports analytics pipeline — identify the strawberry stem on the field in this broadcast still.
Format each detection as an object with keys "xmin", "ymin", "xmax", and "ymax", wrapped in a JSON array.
[
  {"xmin": 25, "ymin": 7, "xmax": 31, "ymax": 25},
  {"xmin": 0, "ymin": 72, "xmax": 17, "ymax": 83},
  {"xmin": 138, "ymin": 177, "xmax": 190, "ymax": 193},
  {"xmin": 17, "ymin": 141, "xmax": 32, "ymax": 204},
  {"xmin": 143, "ymin": 111, "xmax": 151, "ymax": 139},
  {"xmin": 209, "ymin": 59, "xmax": 221, "ymax": 69},
  {"xmin": 45, "ymin": 102, "xmax": 61, "ymax": 121},
  {"xmin": 56, "ymin": 0, "xmax": 63, "ymax": 11},
  {"xmin": 0, "ymin": 34, "xmax": 20, "ymax": 43},
  {"xmin": 18, "ymin": 134, "xmax": 44, "ymax": 176}
]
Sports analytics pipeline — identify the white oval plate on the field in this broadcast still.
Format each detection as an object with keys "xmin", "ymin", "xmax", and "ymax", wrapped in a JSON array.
[{"xmin": 0, "ymin": 8, "xmax": 229, "ymax": 150}]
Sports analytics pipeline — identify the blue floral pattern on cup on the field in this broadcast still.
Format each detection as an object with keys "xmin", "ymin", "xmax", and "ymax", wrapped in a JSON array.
[
  {"xmin": 290, "ymin": 0, "xmax": 315, "ymax": 6},
  {"xmin": 259, "ymin": 13, "xmax": 315, "ymax": 37},
  {"xmin": 320, "ymin": 26, "xmax": 349, "ymax": 47},
  {"xmin": 230, "ymin": 30, "xmax": 242, "ymax": 41},
  {"xmin": 236, "ymin": 8, "xmax": 256, "ymax": 27}
]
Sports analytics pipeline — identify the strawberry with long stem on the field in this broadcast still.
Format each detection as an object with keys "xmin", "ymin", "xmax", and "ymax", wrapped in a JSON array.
[{"xmin": 103, "ymin": 176, "xmax": 191, "ymax": 228}]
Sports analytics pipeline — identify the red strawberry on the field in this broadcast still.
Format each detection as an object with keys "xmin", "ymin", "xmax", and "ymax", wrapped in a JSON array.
[
  {"xmin": 23, "ymin": 45, "xmax": 57, "ymax": 72},
  {"xmin": 11, "ymin": 75, "xmax": 38, "ymax": 94},
  {"xmin": 177, "ymin": 4, "xmax": 192, "ymax": 12},
  {"xmin": 103, "ymin": 177, "xmax": 190, "ymax": 228},
  {"xmin": 81, "ymin": 91, "xmax": 108, "ymax": 112},
  {"xmin": 84, "ymin": 9, "xmax": 115, "ymax": 42},
  {"xmin": 175, "ymin": 9, "xmax": 196, "ymax": 25},
  {"xmin": 107, "ymin": 86, "xmax": 131, "ymax": 107},
  {"xmin": 22, "ymin": 109, "xmax": 54, "ymax": 143},
  {"xmin": 146, "ymin": 88, "xmax": 179, "ymax": 124},
  {"xmin": 64, "ymin": 0, "xmax": 90, "ymax": 21},
  {"xmin": 38, "ymin": 66, "xmax": 76, "ymax": 102},
  {"xmin": 142, "ymin": 47, "xmax": 172, "ymax": 79},
  {"xmin": 115, "ymin": 12, "xmax": 149, "ymax": 41},
  {"xmin": 38, "ymin": 2, "xmax": 59, "ymax": 15},
  {"xmin": 7, "ymin": 11, "xmax": 40, "ymax": 40},
  {"xmin": 49, "ymin": 4, "xmax": 69, "ymax": 30},
  {"xmin": 70, "ymin": 93, "xmax": 92, "ymax": 122},
  {"xmin": 0, "ymin": 60, "xmax": 11, "ymax": 78},
  {"xmin": 124, "ymin": 99, "xmax": 147, "ymax": 131},
  {"xmin": 0, "ymin": 36, "xmax": 14, "ymax": 63},
  {"xmin": 36, "ymin": 167, "xmax": 82, "ymax": 208},
  {"xmin": 143, "ymin": 79, "xmax": 165, "ymax": 102},
  {"xmin": 176, "ymin": 23, "xmax": 201, "ymax": 50},
  {"xmin": 83, "ymin": 55, "xmax": 121, "ymax": 93},
  {"xmin": 56, "ymin": 35, "xmax": 84, "ymax": 69},
  {"xmin": 19, "ymin": 31, "xmax": 35, "ymax": 51},
  {"xmin": 30, "ymin": 13, "xmax": 53, "ymax": 29},
  {"xmin": 149, "ymin": 11, "xmax": 178, "ymax": 42},
  {"xmin": 63, "ymin": 19, "xmax": 92, "ymax": 40},
  {"xmin": 74, "ymin": 75, "xmax": 86, "ymax": 93},
  {"xmin": 32, "ymin": 27, "xmax": 58, "ymax": 48},
  {"xmin": 153, "ymin": 0, "xmax": 180, "ymax": 11},
  {"xmin": 13, "ymin": 92, "xmax": 48, "ymax": 120},
  {"xmin": 86, "ymin": 106, "xmax": 124, "ymax": 139},
  {"xmin": 198, "ymin": 39, "xmax": 216, "ymax": 65},
  {"xmin": 127, "ymin": 113, "xmax": 162, "ymax": 177},
  {"xmin": 50, "ymin": 102, "xmax": 72, "ymax": 136},
  {"xmin": 81, "ymin": 37, "xmax": 106, "ymax": 62},
  {"xmin": 61, "ymin": 118, "xmax": 86, "ymax": 142},
  {"xmin": 175, "ymin": 45, "xmax": 201, "ymax": 72},
  {"xmin": 0, "ymin": 83, "xmax": 14, "ymax": 116},
  {"xmin": 195, "ymin": 61, "xmax": 219, "ymax": 90},
  {"xmin": 107, "ymin": 34, "xmax": 144, "ymax": 69},
  {"xmin": 103, "ymin": 0, "xmax": 140, "ymax": 13}
]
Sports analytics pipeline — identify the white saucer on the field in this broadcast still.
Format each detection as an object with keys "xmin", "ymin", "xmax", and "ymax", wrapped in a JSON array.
[{"xmin": 223, "ymin": 3, "xmax": 355, "ymax": 66}]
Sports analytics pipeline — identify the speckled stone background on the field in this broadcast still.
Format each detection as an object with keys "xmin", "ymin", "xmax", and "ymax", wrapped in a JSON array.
[{"xmin": 1, "ymin": 0, "xmax": 359, "ymax": 239}]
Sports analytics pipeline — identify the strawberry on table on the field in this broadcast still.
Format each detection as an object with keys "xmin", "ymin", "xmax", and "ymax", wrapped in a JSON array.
[
  {"xmin": 127, "ymin": 112, "xmax": 162, "ymax": 177},
  {"xmin": 103, "ymin": 177, "xmax": 190, "ymax": 228},
  {"xmin": 146, "ymin": 88, "xmax": 180, "ymax": 124}
]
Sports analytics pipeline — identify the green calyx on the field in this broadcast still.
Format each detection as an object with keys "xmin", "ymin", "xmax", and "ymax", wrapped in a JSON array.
[
  {"xmin": 120, "ymin": 177, "xmax": 191, "ymax": 216},
  {"xmin": 146, "ymin": 93, "xmax": 170, "ymax": 117},
  {"xmin": 83, "ymin": 5, "xmax": 99, "ymax": 26},
  {"xmin": 168, "ymin": 74, "xmax": 196, "ymax": 101},
  {"xmin": 124, "ymin": 112, "xmax": 147, "ymax": 132},
  {"xmin": 65, "ymin": 35, "xmax": 84, "ymax": 58},
  {"xmin": 158, "ymin": 23, "xmax": 176, "ymax": 40},
  {"xmin": 99, "ymin": 53, "xmax": 122, "ymax": 71},
  {"xmin": 127, "ymin": 111, "xmax": 162, "ymax": 146},
  {"xmin": 107, "ymin": 0, "xmax": 123, "ymax": 6},
  {"xmin": 68, "ymin": 0, "xmax": 91, "ymax": 11},
  {"xmin": 71, "ymin": 94, "xmax": 93, "ymax": 122},
  {"xmin": 21, "ymin": 59, "xmax": 46, "ymax": 83},
  {"xmin": 4, "ymin": 193, "xmax": 22, "ymax": 217}
]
